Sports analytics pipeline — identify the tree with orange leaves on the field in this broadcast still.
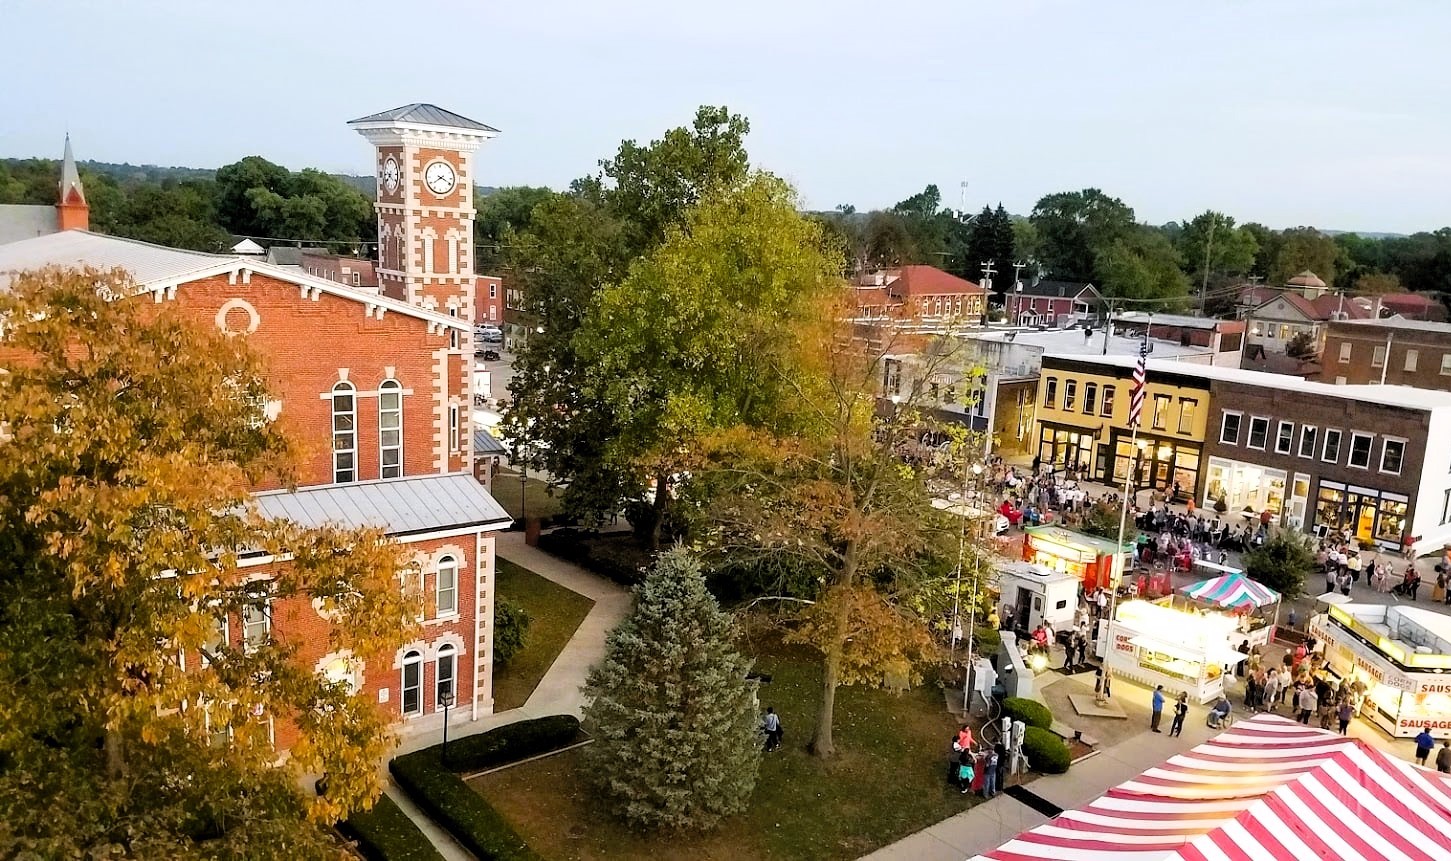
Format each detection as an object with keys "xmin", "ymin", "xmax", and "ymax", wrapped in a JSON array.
[{"xmin": 0, "ymin": 267, "xmax": 419, "ymax": 859}]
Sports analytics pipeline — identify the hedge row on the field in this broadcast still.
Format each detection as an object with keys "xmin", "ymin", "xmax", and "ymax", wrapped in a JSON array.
[
  {"xmin": 1001, "ymin": 697, "xmax": 1053, "ymax": 730},
  {"xmin": 338, "ymin": 793, "xmax": 444, "ymax": 861},
  {"xmin": 536, "ymin": 529, "xmax": 650, "ymax": 586},
  {"xmin": 1023, "ymin": 725, "xmax": 1071, "ymax": 774},
  {"xmin": 390, "ymin": 751, "xmax": 539, "ymax": 861},
  {"xmin": 386, "ymin": 715, "xmax": 582, "ymax": 861}
]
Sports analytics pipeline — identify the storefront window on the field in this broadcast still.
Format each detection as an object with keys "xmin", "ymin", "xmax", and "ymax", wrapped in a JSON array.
[
  {"xmin": 1316, "ymin": 483, "xmax": 1347, "ymax": 533},
  {"xmin": 1376, "ymin": 497, "xmax": 1409, "ymax": 545}
]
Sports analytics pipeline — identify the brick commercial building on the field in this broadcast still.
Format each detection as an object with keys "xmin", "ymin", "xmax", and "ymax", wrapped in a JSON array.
[
  {"xmin": 0, "ymin": 104, "xmax": 512, "ymax": 745},
  {"xmin": 1041, "ymin": 355, "xmax": 1451, "ymax": 553},
  {"xmin": 1319, "ymin": 317, "xmax": 1451, "ymax": 389}
]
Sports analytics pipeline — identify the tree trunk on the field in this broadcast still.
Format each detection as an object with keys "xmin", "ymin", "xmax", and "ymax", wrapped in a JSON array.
[
  {"xmin": 647, "ymin": 468, "xmax": 669, "ymax": 552},
  {"xmin": 105, "ymin": 726, "xmax": 126, "ymax": 779},
  {"xmin": 809, "ymin": 633, "xmax": 843, "ymax": 757}
]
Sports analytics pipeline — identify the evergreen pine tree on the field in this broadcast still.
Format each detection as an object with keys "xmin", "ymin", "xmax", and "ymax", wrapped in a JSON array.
[{"xmin": 582, "ymin": 547, "xmax": 762, "ymax": 830}]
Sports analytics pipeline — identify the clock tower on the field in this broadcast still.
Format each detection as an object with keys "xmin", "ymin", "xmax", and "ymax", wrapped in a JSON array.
[{"xmin": 348, "ymin": 104, "xmax": 499, "ymax": 320}]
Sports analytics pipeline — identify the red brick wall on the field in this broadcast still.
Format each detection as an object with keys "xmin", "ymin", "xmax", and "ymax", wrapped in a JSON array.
[
  {"xmin": 475, "ymin": 276, "xmax": 503, "ymax": 324},
  {"xmin": 231, "ymin": 531, "xmax": 496, "ymax": 749},
  {"xmin": 169, "ymin": 272, "xmax": 455, "ymax": 488}
]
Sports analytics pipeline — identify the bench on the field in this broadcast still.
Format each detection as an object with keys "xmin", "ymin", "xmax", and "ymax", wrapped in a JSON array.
[{"xmin": 1049, "ymin": 720, "xmax": 1099, "ymax": 748}]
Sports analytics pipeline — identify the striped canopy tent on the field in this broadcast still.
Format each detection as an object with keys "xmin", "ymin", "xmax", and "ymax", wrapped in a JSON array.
[
  {"xmin": 1179, "ymin": 572, "xmax": 1279, "ymax": 611},
  {"xmin": 969, "ymin": 715, "xmax": 1451, "ymax": 861}
]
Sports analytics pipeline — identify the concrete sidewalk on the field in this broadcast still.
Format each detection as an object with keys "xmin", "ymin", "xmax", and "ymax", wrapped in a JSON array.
[
  {"xmin": 384, "ymin": 532, "xmax": 632, "ymax": 858},
  {"xmin": 861, "ymin": 680, "xmax": 1220, "ymax": 861}
]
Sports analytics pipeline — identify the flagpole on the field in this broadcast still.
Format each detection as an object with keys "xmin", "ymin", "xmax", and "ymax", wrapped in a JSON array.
[{"xmin": 1098, "ymin": 314, "xmax": 1151, "ymax": 705}]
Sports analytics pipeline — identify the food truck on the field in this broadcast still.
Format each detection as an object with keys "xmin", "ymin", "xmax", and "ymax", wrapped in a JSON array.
[
  {"xmin": 1021, "ymin": 526, "xmax": 1131, "ymax": 591},
  {"xmin": 996, "ymin": 560, "xmax": 1079, "ymax": 634},
  {"xmin": 1098, "ymin": 599, "xmax": 1245, "ymax": 703},
  {"xmin": 1308, "ymin": 603, "xmax": 1451, "ymax": 739}
]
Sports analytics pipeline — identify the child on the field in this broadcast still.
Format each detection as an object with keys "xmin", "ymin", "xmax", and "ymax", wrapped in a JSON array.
[{"xmin": 957, "ymin": 750, "xmax": 976, "ymax": 795}]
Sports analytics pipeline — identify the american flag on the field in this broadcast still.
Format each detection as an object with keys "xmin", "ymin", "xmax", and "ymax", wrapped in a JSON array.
[{"xmin": 1127, "ymin": 334, "xmax": 1149, "ymax": 428}]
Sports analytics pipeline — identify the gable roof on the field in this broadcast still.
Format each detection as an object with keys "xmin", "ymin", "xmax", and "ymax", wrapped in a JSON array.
[
  {"xmin": 472, "ymin": 428, "xmax": 508, "ymax": 456},
  {"xmin": 1250, "ymin": 290, "xmax": 1322, "ymax": 321},
  {"xmin": 888, "ymin": 265, "xmax": 984, "ymax": 297},
  {"xmin": 252, "ymin": 473, "xmax": 511, "ymax": 537},
  {"xmin": 0, "ymin": 230, "xmax": 468, "ymax": 331},
  {"xmin": 1310, "ymin": 294, "xmax": 1369, "ymax": 320},
  {"xmin": 1017, "ymin": 279, "xmax": 1097, "ymax": 300},
  {"xmin": 348, "ymin": 103, "xmax": 500, "ymax": 134}
]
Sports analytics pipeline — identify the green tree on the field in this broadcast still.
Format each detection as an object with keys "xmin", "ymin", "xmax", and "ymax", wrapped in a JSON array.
[
  {"xmin": 1265, "ymin": 226, "xmax": 1340, "ymax": 288},
  {"xmin": 215, "ymin": 155, "xmax": 293, "ymax": 237},
  {"xmin": 1177, "ymin": 211, "xmax": 1259, "ymax": 282},
  {"xmin": 474, "ymin": 185, "xmax": 554, "ymax": 271},
  {"xmin": 964, "ymin": 204, "xmax": 1017, "ymax": 288},
  {"xmin": 577, "ymin": 174, "xmax": 840, "ymax": 549},
  {"xmin": 0, "ymin": 268, "xmax": 420, "ymax": 858},
  {"xmin": 1095, "ymin": 228, "xmax": 1191, "ymax": 302},
  {"xmin": 492, "ymin": 599, "xmax": 532, "ymax": 666},
  {"xmin": 1242, "ymin": 532, "xmax": 1314, "ymax": 599},
  {"xmin": 863, "ymin": 209, "xmax": 917, "ymax": 267},
  {"xmin": 505, "ymin": 107, "xmax": 758, "ymax": 537},
  {"xmin": 1354, "ymin": 272, "xmax": 1402, "ymax": 295},
  {"xmin": 582, "ymin": 547, "xmax": 761, "ymax": 830},
  {"xmin": 1029, "ymin": 189, "xmax": 1136, "ymax": 283}
]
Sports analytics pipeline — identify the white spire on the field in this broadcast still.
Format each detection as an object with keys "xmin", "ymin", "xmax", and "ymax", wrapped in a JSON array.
[{"xmin": 59, "ymin": 134, "xmax": 85, "ymax": 205}]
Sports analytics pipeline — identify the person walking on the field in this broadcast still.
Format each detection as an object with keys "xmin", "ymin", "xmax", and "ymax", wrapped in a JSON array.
[
  {"xmin": 1337, "ymin": 699, "xmax": 1353, "ymax": 735},
  {"xmin": 762, "ymin": 707, "xmax": 783, "ymax": 752},
  {"xmin": 1416, "ymin": 726, "xmax": 1435, "ymax": 766},
  {"xmin": 1169, "ymin": 692, "xmax": 1189, "ymax": 737},
  {"xmin": 1263, "ymin": 667, "xmax": 1282, "ymax": 714},
  {"xmin": 1438, "ymin": 740, "xmax": 1451, "ymax": 774},
  {"xmin": 1151, "ymin": 685, "xmax": 1165, "ymax": 732}
]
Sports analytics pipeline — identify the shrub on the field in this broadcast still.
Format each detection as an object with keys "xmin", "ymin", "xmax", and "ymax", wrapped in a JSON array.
[
  {"xmin": 492, "ymin": 598, "xmax": 531, "ymax": 666},
  {"xmin": 1001, "ymin": 697, "xmax": 1052, "ymax": 730},
  {"xmin": 389, "ymin": 749, "xmax": 540, "ymax": 861},
  {"xmin": 1023, "ymin": 725, "xmax": 1071, "ymax": 774},
  {"xmin": 338, "ymin": 793, "xmax": 444, "ymax": 861},
  {"xmin": 536, "ymin": 529, "xmax": 651, "ymax": 586},
  {"xmin": 443, "ymin": 715, "xmax": 581, "ymax": 773}
]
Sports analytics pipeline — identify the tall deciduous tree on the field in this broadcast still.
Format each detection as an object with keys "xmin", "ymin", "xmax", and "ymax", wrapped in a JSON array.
[
  {"xmin": 582, "ymin": 547, "xmax": 761, "ymax": 830},
  {"xmin": 1177, "ymin": 211, "xmax": 1259, "ymax": 281},
  {"xmin": 473, "ymin": 185, "xmax": 554, "ymax": 271},
  {"xmin": 577, "ymin": 173, "xmax": 841, "ymax": 549},
  {"xmin": 1095, "ymin": 228, "xmax": 1191, "ymax": 302},
  {"xmin": 1265, "ymin": 226, "xmax": 1341, "ymax": 287},
  {"xmin": 0, "ymin": 268, "xmax": 418, "ymax": 858},
  {"xmin": 1029, "ymin": 189, "xmax": 1136, "ymax": 283},
  {"xmin": 504, "ymin": 107, "xmax": 754, "ymax": 535},
  {"xmin": 704, "ymin": 303, "xmax": 974, "ymax": 757}
]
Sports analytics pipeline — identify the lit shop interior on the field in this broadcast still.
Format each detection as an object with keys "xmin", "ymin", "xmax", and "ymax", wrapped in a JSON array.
[
  {"xmin": 1098, "ymin": 599, "xmax": 1244, "ymax": 703},
  {"xmin": 1312, "ymin": 482, "xmax": 1409, "ymax": 548},
  {"xmin": 1309, "ymin": 603, "xmax": 1451, "ymax": 738}
]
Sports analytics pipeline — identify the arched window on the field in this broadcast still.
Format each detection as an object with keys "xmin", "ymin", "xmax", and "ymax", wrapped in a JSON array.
[
  {"xmin": 379, "ymin": 379, "xmax": 403, "ymax": 479},
  {"xmin": 448, "ymin": 307, "xmax": 459, "ymax": 349},
  {"xmin": 401, "ymin": 650, "xmax": 423, "ymax": 716},
  {"xmin": 436, "ymin": 643, "xmax": 457, "ymax": 708},
  {"xmin": 436, "ymin": 555, "xmax": 458, "ymax": 616},
  {"xmin": 332, "ymin": 381, "xmax": 356, "ymax": 483}
]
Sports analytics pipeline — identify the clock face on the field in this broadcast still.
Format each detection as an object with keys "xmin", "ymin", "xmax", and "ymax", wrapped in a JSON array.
[
  {"xmin": 425, "ymin": 160, "xmax": 457, "ymax": 196},
  {"xmin": 382, "ymin": 156, "xmax": 400, "ymax": 193}
]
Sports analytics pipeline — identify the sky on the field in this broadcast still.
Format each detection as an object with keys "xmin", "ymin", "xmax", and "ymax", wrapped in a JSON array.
[{"xmin": 3, "ymin": 0, "xmax": 1449, "ymax": 234}]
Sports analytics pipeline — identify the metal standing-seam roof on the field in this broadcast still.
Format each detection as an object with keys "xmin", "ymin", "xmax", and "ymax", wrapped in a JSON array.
[
  {"xmin": 348, "ymin": 103, "xmax": 500, "ymax": 133},
  {"xmin": 0, "ymin": 229, "xmax": 230, "ymax": 290},
  {"xmin": 472, "ymin": 428, "xmax": 508, "ymax": 457},
  {"xmin": 251, "ymin": 473, "xmax": 511, "ymax": 537}
]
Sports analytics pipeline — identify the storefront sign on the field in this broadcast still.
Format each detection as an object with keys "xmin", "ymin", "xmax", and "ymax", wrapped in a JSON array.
[
  {"xmin": 1398, "ymin": 717, "xmax": 1451, "ymax": 732},
  {"xmin": 1114, "ymin": 632, "xmax": 1135, "ymax": 654},
  {"xmin": 1412, "ymin": 678, "xmax": 1451, "ymax": 695},
  {"xmin": 1317, "ymin": 616, "xmax": 1415, "ymax": 691}
]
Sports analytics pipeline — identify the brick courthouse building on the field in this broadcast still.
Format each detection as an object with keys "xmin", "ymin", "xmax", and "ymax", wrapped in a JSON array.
[{"xmin": 0, "ymin": 105, "xmax": 511, "ymax": 746}]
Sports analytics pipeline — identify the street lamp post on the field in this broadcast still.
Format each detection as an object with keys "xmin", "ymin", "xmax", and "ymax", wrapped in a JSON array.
[
  {"xmin": 958, "ymin": 461, "xmax": 984, "ymax": 713},
  {"xmin": 439, "ymin": 690, "xmax": 455, "ymax": 768}
]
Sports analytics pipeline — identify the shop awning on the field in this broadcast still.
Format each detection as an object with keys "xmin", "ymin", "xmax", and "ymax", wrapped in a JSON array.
[
  {"xmin": 969, "ymin": 714, "xmax": 1451, "ymax": 861},
  {"xmin": 1179, "ymin": 572, "xmax": 1279, "ymax": 611}
]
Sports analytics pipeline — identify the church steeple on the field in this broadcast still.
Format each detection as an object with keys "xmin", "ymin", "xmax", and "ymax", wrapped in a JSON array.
[{"xmin": 56, "ymin": 134, "xmax": 88, "ymax": 231}]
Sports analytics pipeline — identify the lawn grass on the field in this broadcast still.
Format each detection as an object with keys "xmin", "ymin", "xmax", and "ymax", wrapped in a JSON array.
[
  {"xmin": 494, "ymin": 470, "xmax": 564, "ymax": 522},
  {"xmin": 491, "ymin": 557, "xmax": 596, "ymax": 711},
  {"xmin": 471, "ymin": 638, "xmax": 970, "ymax": 860}
]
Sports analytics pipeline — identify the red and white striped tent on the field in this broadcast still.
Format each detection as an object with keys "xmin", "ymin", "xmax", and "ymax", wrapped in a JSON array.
[{"xmin": 970, "ymin": 714, "xmax": 1451, "ymax": 861}]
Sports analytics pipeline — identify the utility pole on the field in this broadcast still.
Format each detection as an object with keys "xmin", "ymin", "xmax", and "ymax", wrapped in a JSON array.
[
  {"xmin": 1199, "ymin": 215, "xmax": 1217, "ymax": 316},
  {"xmin": 981, "ymin": 259, "xmax": 997, "ymax": 299},
  {"xmin": 1011, "ymin": 261, "xmax": 1026, "ymax": 324}
]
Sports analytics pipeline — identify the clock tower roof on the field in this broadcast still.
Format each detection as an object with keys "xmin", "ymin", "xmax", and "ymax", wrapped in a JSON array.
[{"xmin": 348, "ymin": 103, "xmax": 499, "ymax": 135}]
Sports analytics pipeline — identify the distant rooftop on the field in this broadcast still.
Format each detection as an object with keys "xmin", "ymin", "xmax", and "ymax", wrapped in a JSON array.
[
  {"xmin": 348, "ymin": 103, "xmax": 499, "ymax": 134},
  {"xmin": 973, "ymin": 327, "xmax": 1213, "ymax": 361},
  {"xmin": 0, "ymin": 204, "xmax": 61, "ymax": 246},
  {"xmin": 1045, "ymin": 351, "xmax": 1451, "ymax": 411},
  {"xmin": 1115, "ymin": 311, "xmax": 1230, "ymax": 330},
  {"xmin": 1332, "ymin": 316, "xmax": 1451, "ymax": 335}
]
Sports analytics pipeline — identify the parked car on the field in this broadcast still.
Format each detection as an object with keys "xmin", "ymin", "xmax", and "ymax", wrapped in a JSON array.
[
  {"xmin": 476, "ymin": 326, "xmax": 503, "ymax": 343},
  {"xmin": 476, "ymin": 349, "xmax": 501, "ymax": 361}
]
